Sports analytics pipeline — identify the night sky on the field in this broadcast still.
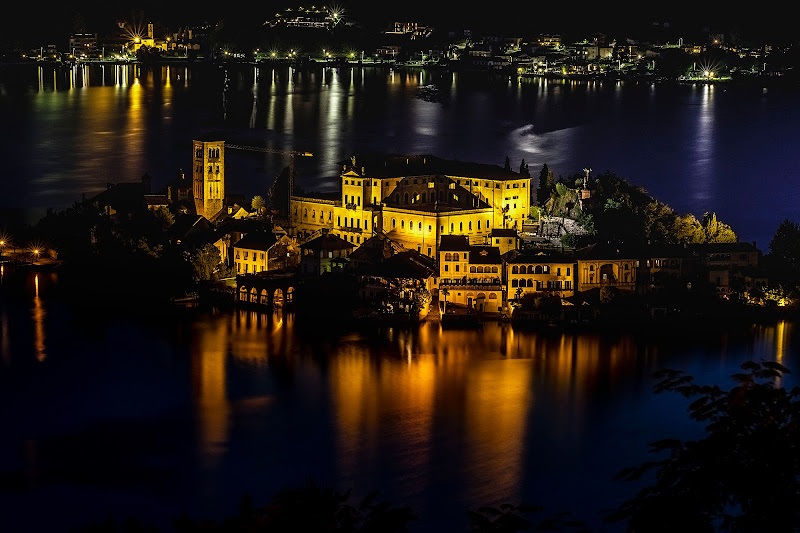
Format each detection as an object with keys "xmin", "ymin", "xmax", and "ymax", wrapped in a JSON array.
[{"xmin": 4, "ymin": 2, "xmax": 791, "ymax": 49}]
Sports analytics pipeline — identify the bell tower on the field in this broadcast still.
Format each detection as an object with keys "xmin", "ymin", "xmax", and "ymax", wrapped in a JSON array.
[{"xmin": 192, "ymin": 140, "xmax": 225, "ymax": 220}]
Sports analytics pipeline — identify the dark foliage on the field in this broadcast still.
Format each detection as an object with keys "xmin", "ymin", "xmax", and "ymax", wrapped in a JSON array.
[
  {"xmin": 467, "ymin": 503, "xmax": 589, "ymax": 532},
  {"xmin": 172, "ymin": 483, "xmax": 415, "ymax": 532},
  {"xmin": 609, "ymin": 361, "xmax": 800, "ymax": 532}
]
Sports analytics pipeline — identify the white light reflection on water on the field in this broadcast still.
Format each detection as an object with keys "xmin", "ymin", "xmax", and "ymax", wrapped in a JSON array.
[
  {"xmin": 691, "ymin": 84, "xmax": 716, "ymax": 204},
  {"xmin": 249, "ymin": 66, "xmax": 258, "ymax": 129}
]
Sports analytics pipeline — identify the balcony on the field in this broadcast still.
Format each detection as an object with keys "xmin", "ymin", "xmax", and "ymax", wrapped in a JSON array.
[{"xmin": 440, "ymin": 278, "xmax": 502, "ymax": 291}]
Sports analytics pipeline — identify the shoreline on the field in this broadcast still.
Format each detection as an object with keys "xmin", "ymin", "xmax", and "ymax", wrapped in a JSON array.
[{"xmin": 2, "ymin": 59, "xmax": 797, "ymax": 87}]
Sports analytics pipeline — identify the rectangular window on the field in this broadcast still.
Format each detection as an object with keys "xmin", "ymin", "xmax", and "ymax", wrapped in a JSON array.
[
  {"xmin": 244, "ymin": 251, "xmax": 249, "ymax": 260},
  {"xmin": 455, "ymin": 265, "xmax": 460, "ymax": 272},
  {"xmin": 567, "ymin": 267, "xmax": 571, "ymax": 276},
  {"xmin": 444, "ymin": 264, "xmax": 449, "ymax": 272}
]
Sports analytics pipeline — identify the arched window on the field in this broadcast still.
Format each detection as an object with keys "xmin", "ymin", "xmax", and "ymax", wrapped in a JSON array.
[
  {"xmin": 453, "ymin": 253, "xmax": 459, "ymax": 261},
  {"xmin": 590, "ymin": 265, "xmax": 595, "ymax": 271},
  {"xmin": 303, "ymin": 208, "xmax": 308, "ymax": 218},
  {"xmin": 401, "ymin": 220, "xmax": 405, "ymax": 229},
  {"xmin": 459, "ymin": 222, "xmax": 463, "ymax": 232},
  {"xmin": 624, "ymin": 263, "xmax": 630, "ymax": 270},
  {"xmin": 392, "ymin": 218, "xmax": 396, "ymax": 228},
  {"xmin": 470, "ymin": 266, "xmax": 476, "ymax": 273},
  {"xmin": 492, "ymin": 266, "xmax": 498, "ymax": 273},
  {"xmin": 477, "ymin": 266, "xmax": 484, "ymax": 273},
  {"xmin": 312, "ymin": 210, "xmax": 316, "ymax": 219},
  {"xmin": 418, "ymin": 222, "xmax": 422, "ymax": 230},
  {"xmin": 439, "ymin": 191, "xmax": 444, "ymax": 202},
  {"xmin": 512, "ymin": 279, "xmax": 518, "ymax": 287},
  {"xmin": 528, "ymin": 279, "xmax": 535, "ymax": 287},
  {"xmin": 520, "ymin": 265, "xmax": 527, "ymax": 274},
  {"xmin": 478, "ymin": 220, "xmax": 481, "ymax": 230},
  {"xmin": 445, "ymin": 253, "xmax": 452, "ymax": 261},
  {"xmin": 450, "ymin": 223, "xmax": 454, "ymax": 233},
  {"xmin": 512, "ymin": 265, "xmax": 519, "ymax": 274},
  {"xmin": 543, "ymin": 265, "xmax": 549, "ymax": 273},
  {"xmin": 404, "ymin": 193, "xmax": 409, "ymax": 204},
  {"xmin": 337, "ymin": 216, "xmax": 341, "ymax": 226},
  {"xmin": 535, "ymin": 265, "xmax": 543, "ymax": 274},
  {"xmin": 469, "ymin": 221, "xmax": 472, "ymax": 230}
]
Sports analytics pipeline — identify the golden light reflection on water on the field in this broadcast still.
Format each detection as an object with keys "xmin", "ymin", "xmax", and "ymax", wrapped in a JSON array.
[
  {"xmin": 32, "ymin": 274, "xmax": 45, "ymax": 362},
  {"xmin": 328, "ymin": 321, "xmax": 639, "ymax": 503},
  {"xmin": 191, "ymin": 310, "xmax": 294, "ymax": 465},
  {"xmin": 755, "ymin": 320, "xmax": 794, "ymax": 367},
  {"xmin": 191, "ymin": 314, "xmax": 231, "ymax": 465}
]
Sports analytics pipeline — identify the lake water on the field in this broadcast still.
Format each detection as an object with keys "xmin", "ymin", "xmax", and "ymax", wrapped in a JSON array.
[
  {"xmin": 0, "ymin": 269, "xmax": 798, "ymax": 531},
  {"xmin": 1, "ymin": 63, "xmax": 800, "ymax": 530},
  {"xmin": 1, "ymin": 63, "xmax": 799, "ymax": 248}
]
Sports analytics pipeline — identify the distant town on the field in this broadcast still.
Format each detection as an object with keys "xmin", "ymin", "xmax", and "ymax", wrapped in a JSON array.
[{"xmin": 4, "ymin": 4, "xmax": 800, "ymax": 83}]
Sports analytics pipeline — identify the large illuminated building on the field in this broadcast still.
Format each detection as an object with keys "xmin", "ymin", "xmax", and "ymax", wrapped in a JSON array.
[{"xmin": 290, "ymin": 155, "xmax": 530, "ymax": 257}]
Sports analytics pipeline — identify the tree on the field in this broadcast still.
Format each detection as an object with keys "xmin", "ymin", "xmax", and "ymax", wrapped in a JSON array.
[
  {"xmin": 702, "ymin": 212, "xmax": 737, "ymax": 243},
  {"xmin": 504, "ymin": 156, "xmax": 511, "ymax": 171},
  {"xmin": 152, "ymin": 206, "xmax": 174, "ymax": 231},
  {"xmin": 190, "ymin": 243, "xmax": 221, "ymax": 282},
  {"xmin": 251, "ymin": 195, "xmax": 266, "ymax": 214},
  {"xmin": 440, "ymin": 287, "xmax": 450, "ymax": 314},
  {"xmin": 519, "ymin": 159, "xmax": 529, "ymax": 176},
  {"xmin": 609, "ymin": 361, "xmax": 800, "ymax": 532},
  {"xmin": 537, "ymin": 164, "xmax": 555, "ymax": 206},
  {"xmin": 673, "ymin": 213, "xmax": 705, "ymax": 243},
  {"xmin": 768, "ymin": 219, "xmax": 800, "ymax": 286}
]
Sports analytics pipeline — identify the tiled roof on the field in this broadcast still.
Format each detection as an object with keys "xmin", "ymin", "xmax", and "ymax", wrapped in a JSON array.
[
  {"xmin": 234, "ymin": 231, "xmax": 277, "ymax": 252},
  {"xmin": 342, "ymin": 154, "xmax": 524, "ymax": 181},
  {"xmin": 438, "ymin": 235, "xmax": 470, "ymax": 251}
]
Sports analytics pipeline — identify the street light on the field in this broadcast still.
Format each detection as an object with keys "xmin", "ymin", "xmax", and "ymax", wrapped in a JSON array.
[{"xmin": 32, "ymin": 249, "xmax": 40, "ymax": 264}]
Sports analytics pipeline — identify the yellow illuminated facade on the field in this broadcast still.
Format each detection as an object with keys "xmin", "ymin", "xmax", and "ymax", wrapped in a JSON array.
[
  {"xmin": 507, "ymin": 254, "xmax": 575, "ymax": 299},
  {"xmin": 576, "ymin": 258, "xmax": 636, "ymax": 292},
  {"xmin": 438, "ymin": 236, "xmax": 503, "ymax": 312},
  {"xmin": 290, "ymin": 155, "xmax": 529, "ymax": 257}
]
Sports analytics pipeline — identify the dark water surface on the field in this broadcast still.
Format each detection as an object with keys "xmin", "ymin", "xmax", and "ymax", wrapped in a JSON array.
[
  {"xmin": 1, "ymin": 269, "xmax": 798, "ymax": 531},
  {"xmin": 1, "ymin": 63, "xmax": 799, "ymax": 247}
]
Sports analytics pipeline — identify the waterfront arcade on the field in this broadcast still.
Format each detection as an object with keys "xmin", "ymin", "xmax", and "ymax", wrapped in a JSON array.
[{"xmin": 289, "ymin": 155, "xmax": 530, "ymax": 258}]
